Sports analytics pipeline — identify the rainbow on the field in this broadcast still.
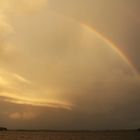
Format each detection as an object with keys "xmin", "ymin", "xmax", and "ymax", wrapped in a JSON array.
[
  {"xmin": 52, "ymin": 11, "xmax": 139, "ymax": 76},
  {"xmin": 80, "ymin": 23, "xmax": 138, "ymax": 75}
]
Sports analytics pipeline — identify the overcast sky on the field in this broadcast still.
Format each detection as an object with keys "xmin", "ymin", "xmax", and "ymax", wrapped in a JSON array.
[{"xmin": 0, "ymin": 0, "xmax": 140, "ymax": 130}]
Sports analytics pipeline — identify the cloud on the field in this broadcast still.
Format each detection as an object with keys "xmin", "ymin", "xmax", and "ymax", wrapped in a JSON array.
[
  {"xmin": 0, "ymin": 68, "xmax": 30, "ymax": 89},
  {"xmin": 8, "ymin": 111, "xmax": 37, "ymax": 120},
  {"xmin": 0, "ymin": 11, "xmax": 14, "ymax": 61},
  {"xmin": 0, "ymin": 0, "xmax": 72, "ymax": 111},
  {"xmin": 0, "ymin": 0, "xmax": 47, "ymax": 58},
  {"xmin": 0, "ymin": 0, "xmax": 139, "ymax": 110},
  {"xmin": 0, "ymin": 0, "xmax": 47, "ymax": 13},
  {"xmin": 0, "ymin": 95, "xmax": 73, "ymax": 110},
  {"xmin": 0, "ymin": 68, "xmax": 73, "ymax": 110},
  {"xmin": 49, "ymin": 0, "xmax": 140, "ymax": 73},
  {"xmin": 0, "ymin": 0, "xmax": 140, "ymax": 130}
]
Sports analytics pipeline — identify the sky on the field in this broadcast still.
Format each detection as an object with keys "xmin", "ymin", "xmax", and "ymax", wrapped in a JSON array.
[{"xmin": 0, "ymin": 0, "xmax": 140, "ymax": 130}]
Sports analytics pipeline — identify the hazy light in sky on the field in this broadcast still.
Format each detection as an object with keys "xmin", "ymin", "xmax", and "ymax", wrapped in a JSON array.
[{"xmin": 0, "ymin": 0, "xmax": 140, "ymax": 130}]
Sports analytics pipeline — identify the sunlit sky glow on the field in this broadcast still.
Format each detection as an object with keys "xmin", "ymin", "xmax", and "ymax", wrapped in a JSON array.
[{"xmin": 0, "ymin": 0, "xmax": 140, "ymax": 130}]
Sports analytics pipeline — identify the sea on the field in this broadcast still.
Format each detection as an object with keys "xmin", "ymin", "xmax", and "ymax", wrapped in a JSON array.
[{"xmin": 0, "ymin": 130, "xmax": 140, "ymax": 140}]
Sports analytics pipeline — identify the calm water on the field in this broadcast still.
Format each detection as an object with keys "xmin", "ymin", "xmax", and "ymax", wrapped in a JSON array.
[{"xmin": 0, "ymin": 131, "xmax": 140, "ymax": 140}]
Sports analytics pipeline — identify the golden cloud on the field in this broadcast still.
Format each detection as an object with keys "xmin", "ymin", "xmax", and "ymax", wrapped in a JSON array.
[{"xmin": 8, "ymin": 111, "xmax": 37, "ymax": 120}]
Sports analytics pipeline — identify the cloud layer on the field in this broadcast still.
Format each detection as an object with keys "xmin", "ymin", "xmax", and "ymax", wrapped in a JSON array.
[{"xmin": 0, "ymin": 0, "xmax": 140, "ymax": 130}]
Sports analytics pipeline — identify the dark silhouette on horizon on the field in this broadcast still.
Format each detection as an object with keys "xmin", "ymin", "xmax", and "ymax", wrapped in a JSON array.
[{"xmin": 0, "ymin": 127, "xmax": 7, "ymax": 131}]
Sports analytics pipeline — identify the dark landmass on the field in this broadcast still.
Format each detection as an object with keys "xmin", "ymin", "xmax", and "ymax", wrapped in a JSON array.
[{"xmin": 0, "ymin": 127, "xmax": 7, "ymax": 131}]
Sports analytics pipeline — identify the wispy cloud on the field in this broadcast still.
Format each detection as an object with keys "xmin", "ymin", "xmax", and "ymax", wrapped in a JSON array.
[
  {"xmin": 0, "ymin": 95, "xmax": 73, "ymax": 110},
  {"xmin": 0, "ymin": 69, "xmax": 73, "ymax": 110}
]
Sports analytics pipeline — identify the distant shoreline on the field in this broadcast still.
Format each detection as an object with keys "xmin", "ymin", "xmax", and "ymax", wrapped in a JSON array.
[{"xmin": 4, "ymin": 129, "xmax": 140, "ymax": 132}]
